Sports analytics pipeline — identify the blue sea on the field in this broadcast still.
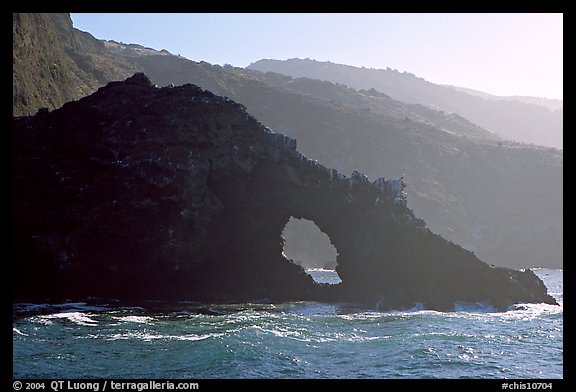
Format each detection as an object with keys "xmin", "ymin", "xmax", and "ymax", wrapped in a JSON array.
[{"xmin": 12, "ymin": 268, "xmax": 562, "ymax": 379}]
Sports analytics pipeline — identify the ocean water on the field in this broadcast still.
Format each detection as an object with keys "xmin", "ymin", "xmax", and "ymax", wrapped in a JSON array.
[{"xmin": 12, "ymin": 268, "xmax": 562, "ymax": 379}]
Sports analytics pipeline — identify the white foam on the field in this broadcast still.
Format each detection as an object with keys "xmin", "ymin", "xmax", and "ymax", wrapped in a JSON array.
[
  {"xmin": 13, "ymin": 328, "xmax": 28, "ymax": 336},
  {"xmin": 502, "ymin": 302, "xmax": 563, "ymax": 319},
  {"xmin": 348, "ymin": 334, "xmax": 391, "ymax": 342},
  {"xmin": 42, "ymin": 312, "xmax": 99, "ymax": 326},
  {"xmin": 337, "ymin": 312, "xmax": 382, "ymax": 321},
  {"xmin": 106, "ymin": 331, "xmax": 224, "ymax": 341},
  {"xmin": 113, "ymin": 315, "xmax": 153, "ymax": 324},
  {"xmin": 29, "ymin": 316, "xmax": 53, "ymax": 325}
]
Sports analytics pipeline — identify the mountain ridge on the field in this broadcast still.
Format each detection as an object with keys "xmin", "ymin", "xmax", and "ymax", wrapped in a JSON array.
[
  {"xmin": 445, "ymin": 84, "xmax": 563, "ymax": 111},
  {"xmin": 248, "ymin": 58, "xmax": 563, "ymax": 149}
]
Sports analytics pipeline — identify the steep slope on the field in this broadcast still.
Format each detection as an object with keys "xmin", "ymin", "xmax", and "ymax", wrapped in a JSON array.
[
  {"xmin": 248, "ymin": 58, "xmax": 563, "ymax": 149},
  {"xmin": 13, "ymin": 13, "xmax": 137, "ymax": 116},
  {"xmin": 13, "ymin": 13, "xmax": 86, "ymax": 116},
  {"xmin": 13, "ymin": 73, "xmax": 556, "ymax": 311},
  {"xmin": 12, "ymin": 14, "xmax": 563, "ymax": 268}
]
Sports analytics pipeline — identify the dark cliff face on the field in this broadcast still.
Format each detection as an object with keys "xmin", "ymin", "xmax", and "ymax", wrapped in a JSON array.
[
  {"xmin": 13, "ymin": 14, "xmax": 562, "ymax": 270},
  {"xmin": 13, "ymin": 74, "xmax": 556, "ymax": 311}
]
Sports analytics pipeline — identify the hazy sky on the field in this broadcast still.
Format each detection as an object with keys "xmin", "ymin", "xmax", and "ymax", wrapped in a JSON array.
[{"xmin": 71, "ymin": 13, "xmax": 563, "ymax": 100}]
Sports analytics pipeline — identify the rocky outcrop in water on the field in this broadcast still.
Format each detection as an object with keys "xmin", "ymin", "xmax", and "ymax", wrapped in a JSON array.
[
  {"xmin": 13, "ymin": 74, "xmax": 557, "ymax": 311},
  {"xmin": 13, "ymin": 14, "xmax": 562, "ymax": 270}
]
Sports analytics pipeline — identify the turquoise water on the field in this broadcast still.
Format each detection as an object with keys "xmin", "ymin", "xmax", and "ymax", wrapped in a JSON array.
[{"xmin": 13, "ymin": 269, "xmax": 562, "ymax": 379}]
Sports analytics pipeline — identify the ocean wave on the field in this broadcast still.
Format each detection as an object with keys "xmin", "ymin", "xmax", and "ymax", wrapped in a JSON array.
[
  {"xmin": 402, "ymin": 303, "xmax": 426, "ymax": 312},
  {"xmin": 13, "ymin": 302, "xmax": 112, "ymax": 317},
  {"xmin": 250, "ymin": 322, "xmax": 393, "ymax": 344},
  {"xmin": 41, "ymin": 312, "xmax": 99, "ymax": 326},
  {"xmin": 13, "ymin": 328, "xmax": 28, "ymax": 336},
  {"xmin": 502, "ymin": 302, "xmax": 563, "ymax": 319},
  {"xmin": 454, "ymin": 301, "xmax": 497, "ymax": 313},
  {"xmin": 112, "ymin": 315, "xmax": 154, "ymax": 324},
  {"xmin": 106, "ymin": 331, "xmax": 224, "ymax": 341}
]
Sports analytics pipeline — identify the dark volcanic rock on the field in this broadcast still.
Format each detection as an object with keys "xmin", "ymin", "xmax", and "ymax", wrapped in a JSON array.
[
  {"xmin": 13, "ymin": 14, "xmax": 562, "ymax": 271},
  {"xmin": 13, "ymin": 74, "xmax": 557, "ymax": 310}
]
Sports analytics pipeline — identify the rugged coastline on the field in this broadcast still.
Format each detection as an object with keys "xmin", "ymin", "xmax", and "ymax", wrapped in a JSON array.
[{"xmin": 13, "ymin": 73, "xmax": 557, "ymax": 311}]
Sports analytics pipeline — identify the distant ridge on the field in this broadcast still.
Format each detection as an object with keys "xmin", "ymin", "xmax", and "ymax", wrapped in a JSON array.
[
  {"xmin": 446, "ymin": 85, "xmax": 563, "ymax": 112},
  {"xmin": 248, "ymin": 58, "xmax": 563, "ymax": 149}
]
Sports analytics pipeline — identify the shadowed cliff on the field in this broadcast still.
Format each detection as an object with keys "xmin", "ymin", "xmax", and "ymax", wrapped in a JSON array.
[
  {"xmin": 13, "ymin": 14, "xmax": 562, "ymax": 269},
  {"xmin": 13, "ymin": 74, "xmax": 557, "ymax": 311}
]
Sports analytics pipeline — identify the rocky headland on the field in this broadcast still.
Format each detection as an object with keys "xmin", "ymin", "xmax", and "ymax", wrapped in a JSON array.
[{"xmin": 12, "ymin": 73, "xmax": 557, "ymax": 311}]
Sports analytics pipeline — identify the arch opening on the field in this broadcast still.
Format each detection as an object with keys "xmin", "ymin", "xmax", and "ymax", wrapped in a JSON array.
[{"xmin": 281, "ymin": 217, "xmax": 341, "ymax": 284}]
